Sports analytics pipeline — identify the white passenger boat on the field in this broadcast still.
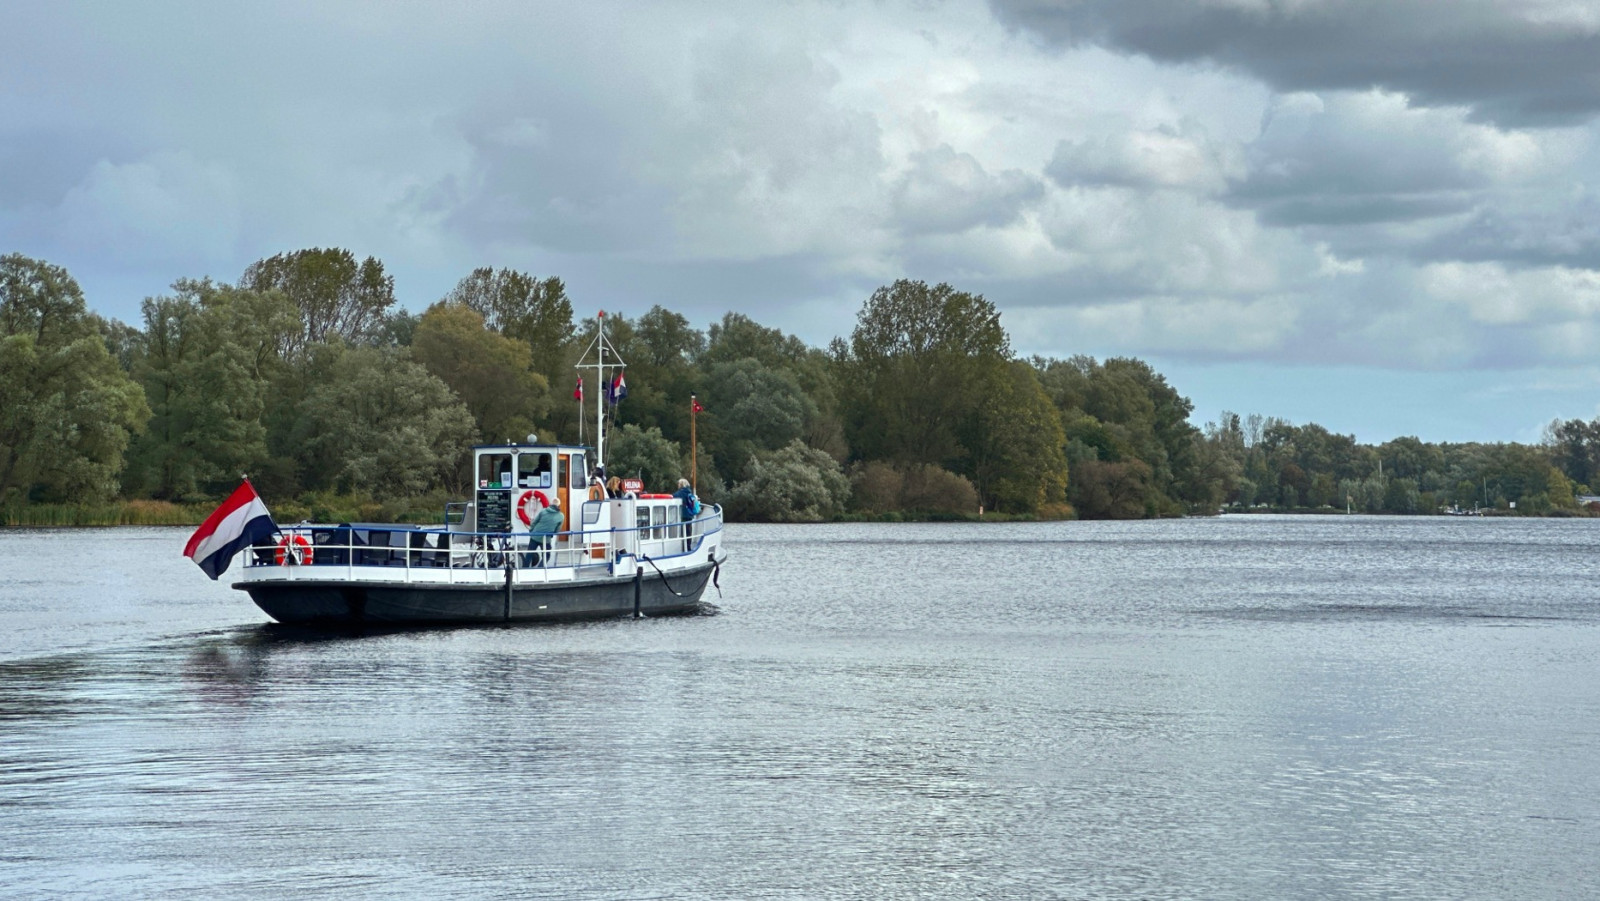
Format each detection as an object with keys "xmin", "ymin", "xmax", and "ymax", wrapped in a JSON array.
[{"xmin": 230, "ymin": 315, "xmax": 725, "ymax": 626}]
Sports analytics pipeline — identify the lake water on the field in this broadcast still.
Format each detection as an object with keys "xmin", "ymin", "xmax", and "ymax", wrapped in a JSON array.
[{"xmin": 2, "ymin": 516, "xmax": 1598, "ymax": 899}]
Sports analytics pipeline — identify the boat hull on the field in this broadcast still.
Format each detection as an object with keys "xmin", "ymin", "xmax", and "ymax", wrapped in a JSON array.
[{"xmin": 237, "ymin": 560, "xmax": 718, "ymax": 626}]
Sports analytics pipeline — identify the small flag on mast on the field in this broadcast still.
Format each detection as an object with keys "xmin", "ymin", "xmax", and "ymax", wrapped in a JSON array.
[
  {"xmin": 607, "ymin": 370, "xmax": 628, "ymax": 405},
  {"xmin": 574, "ymin": 377, "xmax": 583, "ymax": 401},
  {"xmin": 692, "ymin": 396, "xmax": 703, "ymax": 413}
]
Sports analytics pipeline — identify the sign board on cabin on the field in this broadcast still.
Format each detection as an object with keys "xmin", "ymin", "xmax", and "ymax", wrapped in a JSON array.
[
  {"xmin": 477, "ymin": 488, "xmax": 512, "ymax": 532},
  {"xmin": 622, "ymin": 478, "xmax": 644, "ymax": 494}
]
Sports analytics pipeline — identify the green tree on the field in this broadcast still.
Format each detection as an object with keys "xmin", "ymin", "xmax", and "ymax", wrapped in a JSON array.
[
  {"xmin": 702, "ymin": 357, "xmax": 816, "ymax": 478},
  {"xmin": 612, "ymin": 306, "xmax": 705, "ymax": 450},
  {"xmin": 606, "ymin": 423, "xmax": 682, "ymax": 491},
  {"xmin": 240, "ymin": 248, "xmax": 395, "ymax": 355},
  {"xmin": 442, "ymin": 267, "xmax": 574, "ymax": 383},
  {"xmin": 412, "ymin": 303, "xmax": 550, "ymax": 445},
  {"xmin": 1037, "ymin": 355, "xmax": 1199, "ymax": 515},
  {"xmin": 0, "ymin": 255, "xmax": 149, "ymax": 504},
  {"xmin": 850, "ymin": 461, "xmax": 979, "ymax": 516},
  {"xmin": 1069, "ymin": 459, "xmax": 1154, "ymax": 519},
  {"xmin": 840, "ymin": 280, "xmax": 1009, "ymax": 470},
  {"xmin": 968, "ymin": 361, "xmax": 1069, "ymax": 513},
  {"xmin": 123, "ymin": 280, "xmax": 298, "ymax": 499},
  {"xmin": 287, "ymin": 343, "xmax": 476, "ymax": 499}
]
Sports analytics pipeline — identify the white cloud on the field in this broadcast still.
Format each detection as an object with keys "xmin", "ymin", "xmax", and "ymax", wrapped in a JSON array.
[
  {"xmin": 1420, "ymin": 261, "xmax": 1600, "ymax": 326},
  {"xmin": 1047, "ymin": 119, "xmax": 1243, "ymax": 193}
]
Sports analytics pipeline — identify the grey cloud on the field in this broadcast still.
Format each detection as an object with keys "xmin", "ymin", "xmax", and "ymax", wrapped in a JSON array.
[
  {"xmin": 1251, "ymin": 193, "xmax": 1474, "ymax": 227},
  {"xmin": 893, "ymin": 144, "xmax": 1043, "ymax": 235},
  {"xmin": 1223, "ymin": 92, "xmax": 1523, "ymax": 231},
  {"xmin": 989, "ymin": 0, "xmax": 1600, "ymax": 126},
  {"xmin": 1421, "ymin": 198, "xmax": 1600, "ymax": 268}
]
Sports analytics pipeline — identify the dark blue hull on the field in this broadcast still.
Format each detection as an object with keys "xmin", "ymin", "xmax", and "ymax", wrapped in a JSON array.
[{"xmin": 237, "ymin": 561, "xmax": 717, "ymax": 625}]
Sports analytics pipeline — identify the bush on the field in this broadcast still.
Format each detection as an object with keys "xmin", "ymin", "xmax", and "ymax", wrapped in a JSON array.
[
  {"xmin": 849, "ymin": 461, "xmax": 978, "ymax": 516},
  {"xmin": 727, "ymin": 440, "xmax": 850, "ymax": 522}
]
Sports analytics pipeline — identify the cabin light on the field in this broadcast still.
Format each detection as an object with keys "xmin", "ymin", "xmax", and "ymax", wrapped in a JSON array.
[{"xmin": 526, "ymin": 433, "xmax": 539, "ymax": 445}]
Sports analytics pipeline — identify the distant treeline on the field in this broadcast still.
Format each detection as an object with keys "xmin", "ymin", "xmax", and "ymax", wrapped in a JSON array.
[{"xmin": 1, "ymin": 250, "xmax": 1593, "ymax": 523}]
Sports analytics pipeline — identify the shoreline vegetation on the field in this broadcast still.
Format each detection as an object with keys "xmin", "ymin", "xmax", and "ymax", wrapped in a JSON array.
[
  {"xmin": 5, "ymin": 502, "xmax": 1588, "ymax": 529},
  {"xmin": 7, "ymin": 249, "xmax": 1600, "ymax": 526}
]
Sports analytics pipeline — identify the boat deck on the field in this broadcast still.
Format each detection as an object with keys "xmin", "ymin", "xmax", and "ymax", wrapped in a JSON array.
[{"xmin": 237, "ymin": 506, "xmax": 724, "ymax": 589}]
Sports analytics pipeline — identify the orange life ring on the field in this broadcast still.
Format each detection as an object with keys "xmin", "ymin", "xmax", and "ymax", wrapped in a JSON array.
[
  {"xmin": 517, "ymin": 489, "xmax": 551, "ymax": 525},
  {"xmin": 275, "ymin": 533, "xmax": 312, "ymax": 565}
]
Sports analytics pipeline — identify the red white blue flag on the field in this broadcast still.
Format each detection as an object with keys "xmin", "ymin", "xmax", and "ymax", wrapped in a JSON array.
[
  {"xmin": 184, "ymin": 481, "xmax": 279, "ymax": 580},
  {"xmin": 607, "ymin": 370, "xmax": 627, "ymax": 405}
]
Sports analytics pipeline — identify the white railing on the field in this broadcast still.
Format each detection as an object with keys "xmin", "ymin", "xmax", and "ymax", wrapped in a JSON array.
[{"xmin": 241, "ymin": 506, "xmax": 722, "ymax": 585}]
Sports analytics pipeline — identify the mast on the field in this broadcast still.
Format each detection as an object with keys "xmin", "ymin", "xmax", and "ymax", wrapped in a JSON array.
[
  {"xmin": 575, "ymin": 311, "xmax": 625, "ymax": 472},
  {"xmin": 596, "ymin": 312, "xmax": 606, "ymax": 470}
]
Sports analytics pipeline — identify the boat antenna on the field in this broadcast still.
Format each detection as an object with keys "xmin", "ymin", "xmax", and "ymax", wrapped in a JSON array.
[{"xmin": 574, "ymin": 310, "xmax": 626, "ymax": 471}]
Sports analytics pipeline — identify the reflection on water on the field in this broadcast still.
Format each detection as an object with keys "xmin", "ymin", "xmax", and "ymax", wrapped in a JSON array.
[{"xmin": 1, "ymin": 517, "xmax": 1599, "ymax": 899}]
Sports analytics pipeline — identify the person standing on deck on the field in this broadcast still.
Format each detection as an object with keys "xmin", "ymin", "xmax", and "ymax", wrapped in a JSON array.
[
  {"xmin": 528, "ymin": 498, "xmax": 565, "ymax": 566},
  {"xmin": 673, "ymin": 479, "xmax": 699, "ymax": 522},
  {"xmin": 672, "ymin": 478, "xmax": 699, "ymax": 553}
]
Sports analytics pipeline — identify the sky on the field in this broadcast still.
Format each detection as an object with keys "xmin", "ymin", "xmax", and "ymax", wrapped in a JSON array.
[{"xmin": 6, "ymin": 0, "xmax": 1600, "ymax": 444}]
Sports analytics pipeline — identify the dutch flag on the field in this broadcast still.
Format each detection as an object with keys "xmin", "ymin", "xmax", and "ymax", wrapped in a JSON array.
[
  {"xmin": 608, "ymin": 370, "xmax": 628, "ymax": 405},
  {"xmin": 184, "ymin": 481, "xmax": 279, "ymax": 580}
]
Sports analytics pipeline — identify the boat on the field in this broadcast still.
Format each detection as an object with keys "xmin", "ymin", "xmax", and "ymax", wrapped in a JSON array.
[{"xmin": 228, "ymin": 315, "xmax": 725, "ymax": 626}]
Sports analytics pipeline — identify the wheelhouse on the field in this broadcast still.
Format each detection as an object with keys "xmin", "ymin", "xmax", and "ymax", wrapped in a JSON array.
[{"xmin": 467, "ymin": 441, "xmax": 590, "ymax": 533}]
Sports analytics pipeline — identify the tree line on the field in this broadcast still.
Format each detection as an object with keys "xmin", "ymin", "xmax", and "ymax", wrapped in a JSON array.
[{"xmin": 2, "ymin": 250, "xmax": 1594, "ymax": 522}]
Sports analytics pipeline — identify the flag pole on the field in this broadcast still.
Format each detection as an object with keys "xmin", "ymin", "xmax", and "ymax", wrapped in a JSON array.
[{"xmin": 690, "ymin": 394, "xmax": 698, "ymax": 495}]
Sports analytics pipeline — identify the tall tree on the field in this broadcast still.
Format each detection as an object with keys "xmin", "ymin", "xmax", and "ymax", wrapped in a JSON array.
[
  {"xmin": 123, "ymin": 280, "xmax": 298, "ymax": 500},
  {"xmin": 841, "ymin": 280, "xmax": 1010, "ymax": 470},
  {"xmin": 702, "ymin": 357, "xmax": 816, "ymax": 479},
  {"xmin": 442, "ymin": 267, "xmax": 574, "ymax": 382},
  {"xmin": 0, "ymin": 255, "xmax": 148, "ymax": 504},
  {"xmin": 967, "ymin": 361, "xmax": 1069, "ymax": 513},
  {"xmin": 286, "ymin": 343, "xmax": 476, "ymax": 499},
  {"xmin": 240, "ymin": 248, "xmax": 395, "ymax": 355},
  {"xmin": 411, "ymin": 303, "xmax": 550, "ymax": 445}
]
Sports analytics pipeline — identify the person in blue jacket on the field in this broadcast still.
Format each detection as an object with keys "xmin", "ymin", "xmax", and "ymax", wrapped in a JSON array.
[
  {"xmin": 673, "ymin": 479, "xmax": 699, "ymax": 522},
  {"xmin": 672, "ymin": 479, "xmax": 700, "ymax": 552}
]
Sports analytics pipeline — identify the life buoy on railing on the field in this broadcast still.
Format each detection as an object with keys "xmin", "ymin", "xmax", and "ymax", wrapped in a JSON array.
[
  {"xmin": 516, "ymin": 489, "xmax": 551, "ymax": 526},
  {"xmin": 275, "ymin": 533, "xmax": 312, "ymax": 565}
]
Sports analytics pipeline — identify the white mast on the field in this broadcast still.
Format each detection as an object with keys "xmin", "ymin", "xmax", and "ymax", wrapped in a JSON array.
[{"xmin": 575, "ymin": 311, "xmax": 625, "ymax": 471}]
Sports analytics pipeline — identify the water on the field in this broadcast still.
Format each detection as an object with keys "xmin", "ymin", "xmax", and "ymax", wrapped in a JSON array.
[{"xmin": 2, "ymin": 517, "xmax": 1598, "ymax": 899}]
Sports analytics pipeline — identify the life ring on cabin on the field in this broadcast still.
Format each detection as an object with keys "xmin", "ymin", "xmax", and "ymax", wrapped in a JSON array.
[
  {"xmin": 516, "ymin": 489, "xmax": 551, "ymax": 525},
  {"xmin": 275, "ymin": 533, "xmax": 312, "ymax": 565}
]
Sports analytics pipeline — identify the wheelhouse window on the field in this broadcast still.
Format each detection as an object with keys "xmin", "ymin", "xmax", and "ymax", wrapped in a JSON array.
[
  {"xmin": 478, "ymin": 453, "xmax": 512, "ymax": 489},
  {"xmin": 518, "ymin": 452, "xmax": 553, "ymax": 489},
  {"xmin": 570, "ymin": 453, "xmax": 587, "ymax": 489}
]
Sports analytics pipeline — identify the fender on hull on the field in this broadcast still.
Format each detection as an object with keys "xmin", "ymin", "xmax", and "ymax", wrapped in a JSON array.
[{"xmin": 240, "ymin": 562, "xmax": 716, "ymax": 626}]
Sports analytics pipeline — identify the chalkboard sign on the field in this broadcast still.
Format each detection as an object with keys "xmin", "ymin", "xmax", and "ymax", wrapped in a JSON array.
[{"xmin": 477, "ymin": 488, "xmax": 512, "ymax": 533}]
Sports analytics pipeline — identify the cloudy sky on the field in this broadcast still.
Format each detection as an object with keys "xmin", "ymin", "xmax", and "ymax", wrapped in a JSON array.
[{"xmin": 7, "ymin": 0, "xmax": 1600, "ymax": 443}]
